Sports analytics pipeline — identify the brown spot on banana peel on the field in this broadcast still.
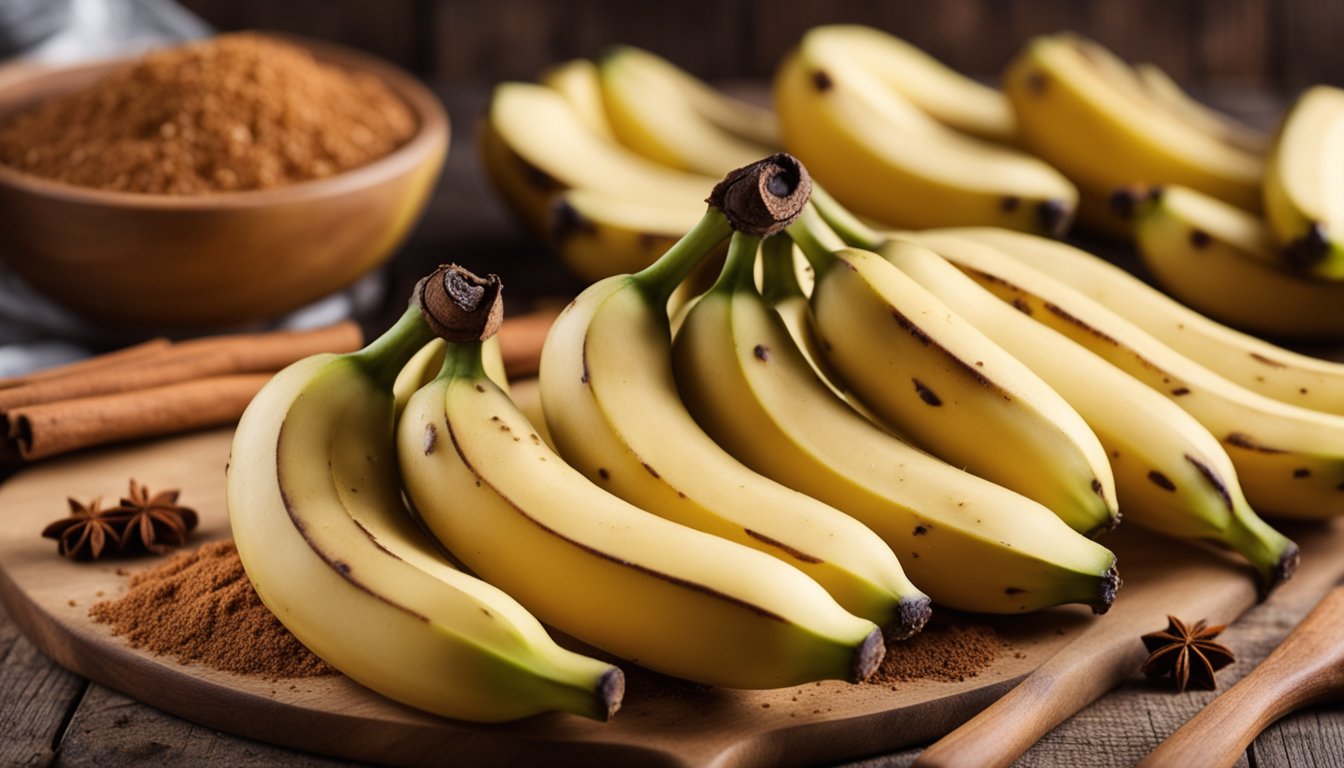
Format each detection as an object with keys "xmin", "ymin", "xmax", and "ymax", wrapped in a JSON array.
[
  {"xmin": 1249, "ymin": 352, "xmax": 1287, "ymax": 369},
  {"xmin": 753, "ymin": 344, "xmax": 769, "ymax": 361},
  {"xmin": 1147, "ymin": 470, "xmax": 1177, "ymax": 492},
  {"xmin": 1005, "ymin": 587, "xmax": 1025, "ymax": 595},
  {"xmin": 423, "ymin": 423, "xmax": 437, "ymax": 455},
  {"xmin": 811, "ymin": 69, "xmax": 834, "ymax": 91},
  {"xmin": 1025, "ymin": 70, "xmax": 1049, "ymax": 94},
  {"xmin": 1225, "ymin": 432, "xmax": 1287, "ymax": 454},
  {"xmin": 1294, "ymin": 468, "xmax": 1311, "ymax": 478},
  {"xmin": 1189, "ymin": 229, "xmax": 1211, "ymax": 249},
  {"xmin": 1000, "ymin": 196, "xmax": 1021, "ymax": 213},
  {"xmin": 744, "ymin": 528, "xmax": 824, "ymax": 564},
  {"xmin": 889, "ymin": 305, "xmax": 997, "ymax": 390},
  {"xmin": 1186, "ymin": 454, "xmax": 1234, "ymax": 512},
  {"xmin": 913, "ymin": 379, "xmax": 942, "ymax": 406},
  {"xmin": 1108, "ymin": 184, "xmax": 1162, "ymax": 221}
]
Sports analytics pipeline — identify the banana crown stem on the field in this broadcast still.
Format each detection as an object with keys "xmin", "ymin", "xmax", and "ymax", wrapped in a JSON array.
[
  {"xmin": 760, "ymin": 235, "xmax": 805, "ymax": 304},
  {"xmin": 436, "ymin": 340, "xmax": 489, "ymax": 382},
  {"xmin": 712, "ymin": 231, "xmax": 765, "ymax": 293},
  {"xmin": 351, "ymin": 303, "xmax": 438, "ymax": 390},
  {"xmin": 631, "ymin": 207, "xmax": 735, "ymax": 305},
  {"xmin": 635, "ymin": 153, "xmax": 814, "ymax": 305},
  {"xmin": 810, "ymin": 185, "xmax": 884, "ymax": 250},
  {"xmin": 787, "ymin": 205, "xmax": 847, "ymax": 275}
]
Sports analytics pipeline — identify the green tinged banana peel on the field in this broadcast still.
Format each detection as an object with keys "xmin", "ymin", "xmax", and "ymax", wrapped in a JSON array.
[{"xmin": 228, "ymin": 294, "xmax": 624, "ymax": 723}]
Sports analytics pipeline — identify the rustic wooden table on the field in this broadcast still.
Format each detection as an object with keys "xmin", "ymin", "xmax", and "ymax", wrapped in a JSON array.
[{"xmin": 2, "ymin": 85, "xmax": 1343, "ymax": 768}]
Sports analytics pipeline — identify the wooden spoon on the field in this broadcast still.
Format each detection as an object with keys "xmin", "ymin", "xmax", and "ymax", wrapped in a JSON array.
[{"xmin": 1139, "ymin": 585, "xmax": 1344, "ymax": 768}]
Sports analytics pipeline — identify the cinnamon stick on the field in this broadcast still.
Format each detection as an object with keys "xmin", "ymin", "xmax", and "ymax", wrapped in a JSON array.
[
  {"xmin": 3, "ymin": 373, "xmax": 273, "ymax": 463},
  {"xmin": 0, "ymin": 322, "xmax": 361, "ymax": 411},
  {"xmin": 0, "ymin": 338, "xmax": 171, "ymax": 390}
]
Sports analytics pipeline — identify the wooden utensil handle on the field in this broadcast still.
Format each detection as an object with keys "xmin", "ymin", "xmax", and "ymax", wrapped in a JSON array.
[
  {"xmin": 1140, "ymin": 586, "xmax": 1344, "ymax": 768},
  {"xmin": 914, "ymin": 638, "xmax": 1148, "ymax": 768}
]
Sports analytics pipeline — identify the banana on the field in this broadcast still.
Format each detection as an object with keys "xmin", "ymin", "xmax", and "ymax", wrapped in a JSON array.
[
  {"xmin": 915, "ymin": 234, "xmax": 1344, "ymax": 520},
  {"xmin": 539, "ymin": 58, "xmax": 616, "ymax": 140},
  {"xmin": 932, "ymin": 224, "xmax": 1344, "ymax": 412},
  {"xmin": 788, "ymin": 207, "xmax": 1118, "ymax": 536},
  {"xmin": 1130, "ymin": 185, "xmax": 1344, "ymax": 346},
  {"xmin": 540, "ymin": 194, "xmax": 931, "ymax": 636},
  {"xmin": 597, "ymin": 45, "xmax": 779, "ymax": 149},
  {"xmin": 227, "ymin": 300, "xmax": 622, "ymax": 723},
  {"xmin": 393, "ymin": 336, "xmax": 508, "ymax": 413},
  {"xmin": 547, "ymin": 188, "xmax": 701, "ymax": 281},
  {"xmin": 672, "ymin": 232, "xmax": 1119, "ymax": 613},
  {"xmin": 798, "ymin": 25, "xmax": 1016, "ymax": 144},
  {"xmin": 1263, "ymin": 85, "xmax": 1344, "ymax": 279},
  {"xmin": 597, "ymin": 46, "xmax": 769, "ymax": 175},
  {"xmin": 773, "ymin": 30, "xmax": 1076, "ymax": 234},
  {"xmin": 1132, "ymin": 63, "xmax": 1270, "ymax": 155},
  {"xmin": 892, "ymin": 233, "xmax": 1297, "ymax": 592},
  {"xmin": 1003, "ymin": 34, "xmax": 1263, "ymax": 219},
  {"xmin": 398, "ymin": 270, "xmax": 885, "ymax": 688},
  {"xmin": 478, "ymin": 82, "xmax": 715, "ymax": 278}
]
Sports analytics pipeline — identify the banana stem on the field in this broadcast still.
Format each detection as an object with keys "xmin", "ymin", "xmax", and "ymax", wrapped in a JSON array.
[
  {"xmin": 352, "ymin": 303, "xmax": 437, "ymax": 390},
  {"xmin": 760, "ymin": 235, "xmax": 805, "ymax": 305},
  {"xmin": 786, "ymin": 205, "xmax": 846, "ymax": 276},
  {"xmin": 437, "ymin": 340, "xmax": 488, "ymax": 381},
  {"xmin": 712, "ymin": 231, "xmax": 764, "ymax": 293},
  {"xmin": 810, "ymin": 185, "xmax": 884, "ymax": 250},
  {"xmin": 631, "ymin": 207, "xmax": 734, "ymax": 306}
]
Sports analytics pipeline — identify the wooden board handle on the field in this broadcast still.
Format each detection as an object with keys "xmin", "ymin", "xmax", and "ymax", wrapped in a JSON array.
[{"xmin": 1139, "ymin": 586, "xmax": 1344, "ymax": 768}]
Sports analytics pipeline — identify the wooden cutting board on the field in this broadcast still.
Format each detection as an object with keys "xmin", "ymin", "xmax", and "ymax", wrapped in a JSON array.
[{"xmin": 1, "ymin": 428, "xmax": 1342, "ymax": 768}]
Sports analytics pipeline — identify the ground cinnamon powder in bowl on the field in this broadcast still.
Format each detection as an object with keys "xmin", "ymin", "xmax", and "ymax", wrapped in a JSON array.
[
  {"xmin": 0, "ymin": 32, "xmax": 417, "ymax": 194},
  {"xmin": 89, "ymin": 539, "xmax": 334, "ymax": 679}
]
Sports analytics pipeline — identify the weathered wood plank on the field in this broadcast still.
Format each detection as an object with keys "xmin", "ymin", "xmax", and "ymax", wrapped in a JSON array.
[
  {"xmin": 1279, "ymin": 0, "xmax": 1344, "ymax": 91},
  {"xmin": 52, "ymin": 684, "xmax": 358, "ymax": 767},
  {"xmin": 0, "ymin": 601, "xmax": 86, "ymax": 768},
  {"xmin": 1191, "ymin": 0, "xmax": 1271, "ymax": 86},
  {"xmin": 1250, "ymin": 707, "xmax": 1344, "ymax": 768}
]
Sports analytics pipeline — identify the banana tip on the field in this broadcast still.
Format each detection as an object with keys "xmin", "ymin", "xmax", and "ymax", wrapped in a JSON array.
[
  {"xmin": 891, "ymin": 595, "xmax": 933, "ymax": 641},
  {"xmin": 850, "ymin": 626, "xmax": 886, "ymax": 683},
  {"xmin": 1092, "ymin": 561, "xmax": 1122, "ymax": 615},
  {"xmin": 597, "ymin": 666, "xmax": 625, "ymax": 721},
  {"xmin": 1261, "ymin": 541, "xmax": 1301, "ymax": 600}
]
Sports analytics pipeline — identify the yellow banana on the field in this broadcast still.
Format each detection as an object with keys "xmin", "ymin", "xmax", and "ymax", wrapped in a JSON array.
[
  {"xmin": 1004, "ymin": 34, "xmax": 1263, "ymax": 219},
  {"xmin": 1263, "ymin": 85, "xmax": 1344, "ymax": 279},
  {"xmin": 894, "ymin": 233, "xmax": 1298, "ymax": 592},
  {"xmin": 787, "ymin": 208, "xmax": 1118, "ymax": 536},
  {"xmin": 920, "ymin": 235, "xmax": 1344, "ymax": 520},
  {"xmin": 398, "ymin": 268, "xmax": 884, "ymax": 688},
  {"xmin": 672, "ymin": 232, "xmax": 1119, "ymax": 612},
  {"xmin": 933, "ymin": 224, "xmax": 1344, "ymax": 412},
  {"xmin": 774, "ymin": 31, "xmax": 1076, "ymax": 234},
  {"xmin": 227, "ymin": 300, "xmax": 622, "ymax": 722},
  {"xmin": 540, "ymin": 200, "xmax": 931, "ymax": 636},
  {"xmin": 539, "ymin": 58, "xmax": 616, "ymax": 140}
]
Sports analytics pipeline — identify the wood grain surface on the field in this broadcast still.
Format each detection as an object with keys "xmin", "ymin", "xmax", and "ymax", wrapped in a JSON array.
[{"xmin": 1, "ymin": 427, "xmax": 1343, "ymax": 767}]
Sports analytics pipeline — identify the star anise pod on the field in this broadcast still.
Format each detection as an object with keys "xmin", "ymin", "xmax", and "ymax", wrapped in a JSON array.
[
  {"xmin": 41, "ymin": 497, "xmax": 123, "ymax": 561},
  {"xmin": 1140, "ymin": 615, "xmax": 1235, "ymax": 692},
  {"xmin": 109, "ymin": 479, "xmax": 198, "ymax": 555}
]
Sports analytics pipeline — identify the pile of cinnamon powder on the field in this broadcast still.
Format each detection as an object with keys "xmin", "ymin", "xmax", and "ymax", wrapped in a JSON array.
[
  {"xmin": 90, "ymin": 539, "xmax": 333, "ymax": 679},
  {"xmin": 0, "ymin": 33, "xmax": 416, "ymax": 194},
  {"xmin": 867, "ymin": 623, "xmax": 1007, "ymax": 687}
]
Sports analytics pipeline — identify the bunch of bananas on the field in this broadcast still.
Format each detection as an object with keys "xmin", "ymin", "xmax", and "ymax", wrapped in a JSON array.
[{"xmin": 227, "ymin": 26, "xmax": 1344, "ymax": 726}]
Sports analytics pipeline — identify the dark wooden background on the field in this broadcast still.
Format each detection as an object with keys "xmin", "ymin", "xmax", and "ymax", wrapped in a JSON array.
[{"xmin": 177, "ymin": 0, "xmax": 1343, "ymax": 92}]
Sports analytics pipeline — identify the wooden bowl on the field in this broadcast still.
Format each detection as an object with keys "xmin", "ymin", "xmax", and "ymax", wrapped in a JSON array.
[{"xmin": 0, "ymin": 37, "xmax": 448, "ymax": 330}]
